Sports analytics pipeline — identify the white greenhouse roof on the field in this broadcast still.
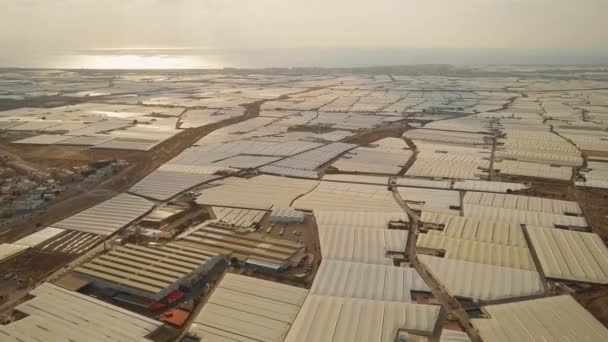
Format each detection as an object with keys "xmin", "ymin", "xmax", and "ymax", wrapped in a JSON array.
[
  {"xmin": 189, "ymin": 274, "xmax": 308, "ymax": 342},
  {"xmin": 526, "ymin": 226, "xmax": 608, "ymax": 284},
  {"xmin": 315, "ymin": 210, "xmax": 408, "ymax": 230},
  {"xmin": 420, "ymin": 212, "xmax": 528, "ymax": 247},
  {"xmin": 129, "ymin": 169, "xmax": 219, "ymax": 200},
  {"xmin": 310, "ymin": 260, "xmax": 429, "ymax": 302},
  {"xmin": 0, "ymin": 243, "xmax": 29, "ymax": 263},
  {"xmin": 0, "ymin": 283, "xmax": 163, "ymax": 341},
  {"xmin": 318, "ymin": 227, "xmax": 407, "ymax": 265},
  {"xmin": 463, "ymin": 192, "xmax": 582, "ymax": 215},
  {"xmin": 472, "ymin": 295, "xmax": 608, "ymax": 342},
  {"xmin": 417, "ymin": 234, "xmax": 535, "ymax": 271},
  {"xmin": 197, "ymin": 175, "xmax": 318, "ymax": 210},
  {"xmin": 419, "ymin": 255, "xmax": 544, "ymax": 301},
  {"xmin": 285, "ymin": 295, "xmax": 440, "ymax": 342},
  {"xmin": 12, "ymin": 227, "xmax": 66, "ymax": 248},
  {"xmin": 53, "ymin": 193, "xmax": 154, "ymax": 236},
  {"xmin": 294, "ymin": 181, "xmax": 401, "ymax": 212},
  {"xmin": 453, "ymin": 180, "xmax": 529, "ymax": 193}
]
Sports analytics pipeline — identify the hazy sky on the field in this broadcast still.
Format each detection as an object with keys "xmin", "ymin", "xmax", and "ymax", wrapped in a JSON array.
[{"xmin": 1, "ymin": 0, "xmax": 607, "ymax": 51}]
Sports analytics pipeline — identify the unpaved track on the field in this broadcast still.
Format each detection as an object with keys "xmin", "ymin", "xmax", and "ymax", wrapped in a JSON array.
[{"xmin": 390, "ymin": 180, "xmax": 483, "ymax": 342}]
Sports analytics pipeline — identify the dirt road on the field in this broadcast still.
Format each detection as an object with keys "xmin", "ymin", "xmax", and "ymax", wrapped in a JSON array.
[{"xmin": 390, "ymin": 180, "xmax": 483, "ymax": 342}]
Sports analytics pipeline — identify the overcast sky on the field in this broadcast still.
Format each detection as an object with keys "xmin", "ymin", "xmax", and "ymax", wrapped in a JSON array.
[{"xmin": 1, "ymin": 0, "xmax": 607, "ymax": 51}]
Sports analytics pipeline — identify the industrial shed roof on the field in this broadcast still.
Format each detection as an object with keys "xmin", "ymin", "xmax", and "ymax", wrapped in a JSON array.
[
  {"xmin": 12, "ymin": 227, "xmax": 66, "ymax": 248},
  {"xmin": 318, "ymin": 227, "xmax": 407, "ymax": 265},
  {"xmin": 417, "ymin": 234, "xmax": 535, "ymax": 271},
  {"xmin": 285, "ymin": 295, "xmax": 440, "ymax": 342},
  {"xmin": 463, "ymin": 192, "xmax": 582, "ymax": 215},
  {"xmin": 189, "ymin": 274, "xmax": 308, "ymax": 342},
  {"xmin": 129, "ymin": 169, "xmax": 219, "ymax": 200},
  {"xmin": 315, "ymin": 210, "xmax": 408, "ymax": 230},
  {"xmin": 212, "ymin": 207, "xmax": 267, "ymax": 227},
  {"xmin": 472, "ymin": 295, "xmax": 608, "ymax": 342},
  {"xmin": 420, "ymin": 212, "xmax": 527, "ymax": 247},
  {"xmin": 74, "ymin": 243, "xmax": 224, "ymax": 296},
  {"xmin": 293, "ymin": 181, "xmax": 401, "ymax": 212},
  {"xmin": 53, "ymin": 193, "xmax": 154, "ymax": 236},
  {"xmin": 177, "ymin": 223, "xmax": 304, "ymax": 265},
  {"xmin": 0, "ymin": 282, "xmax": 163, "ymax": 341},
  {"xmin": 526, "ymin": 226, "xmax": 608, "ymax": 284},
  {"xmin": 310, "ymin": 260, "xmax": 429, "ymax": 302},
  {"xmin": 197, "ymin": 175, "xmax": 318, "ymax": 210},
  {"xmin": 419, "ymin": 255, "xmax": 544, "ymax": 301}
]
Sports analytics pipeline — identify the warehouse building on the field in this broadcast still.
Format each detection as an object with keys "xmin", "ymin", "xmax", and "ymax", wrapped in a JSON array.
[
  {"xmin": 176, "ymin": 222, "xmax": 306, "ymax": 270},
  {"xmin": 74, "ymin": 242, "xmax": 229, "ymax": 301}
]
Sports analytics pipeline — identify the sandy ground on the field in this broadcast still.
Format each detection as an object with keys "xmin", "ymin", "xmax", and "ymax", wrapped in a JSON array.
[{"xmin": 574, "ymin": 287, "xmax": 608, "ymax": 328}]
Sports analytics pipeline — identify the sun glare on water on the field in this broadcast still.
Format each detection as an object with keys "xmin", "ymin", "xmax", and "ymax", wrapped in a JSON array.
[{"xmin": 78, "ymin": 54, "xmax": 195, "ymax": 69}]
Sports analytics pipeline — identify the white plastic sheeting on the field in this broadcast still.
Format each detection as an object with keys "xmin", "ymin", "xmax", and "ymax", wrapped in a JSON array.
[
  {"xmin": 0, "ymin": 283, "xmax": 163, "ymax": 341},
  {"xmin": 53, "ymin": 193, "xmax": 154, "ymax": 236},
  {"xmin": 189, "ymin": 273, "xmax": 308, "ymax": 342},
  {"xmin": 310, "ymin": 260, "xmax": 429, "ymax": 302},
  {"xmin": 129, "ymin": 169, "xmax": 219, "ymax": 201},
  {"xmin": 315, "ymin": 210, "xmax": 408, "ymax": 230},
  {"xmin": 473, "ymin": 296, "xmax": 608, "ymax": 342},
  {"xmin": 526, "ymin": 226, "xmax": 608, "ymax": 284},
  {"xmin": 397, "ymin": 187, "xmax": 461, "ymax": 214},
  {"xmin": 0, "ymin": 243, "xmax": 29, "ymax": 263},
  {"xmin": 197, "ymin": 175, "xmax": 318, "ymax": 210},
  {"xmin": 12, "ymin": 227, "xmax": 66, "ymax": 248},
  {"xmin": 285, "ymin": 295, "xmax": 440, "ymax": 342},
  {"xmin": 463, "ymin": 192, "xmax": 583, "ymax": 215},
  {"xmin": 318, "ymin": 227, "xmax": 407, "ymax": 265},
  {"xmin": 270, "ymin": 142, "xmax": 356, "ymax": 171},
  {"xmin": 419, "ymin": 255, "xmax": 544, "ymax": 301},
  {"xmin": 294, "ymin": 181, "xmax": 400, "ymax": 212}
]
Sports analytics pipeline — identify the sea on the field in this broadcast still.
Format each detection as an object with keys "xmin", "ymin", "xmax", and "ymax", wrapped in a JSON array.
[{"xmin": 1, "ymin": 48, "xmax": 607, "ymax": 69}]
